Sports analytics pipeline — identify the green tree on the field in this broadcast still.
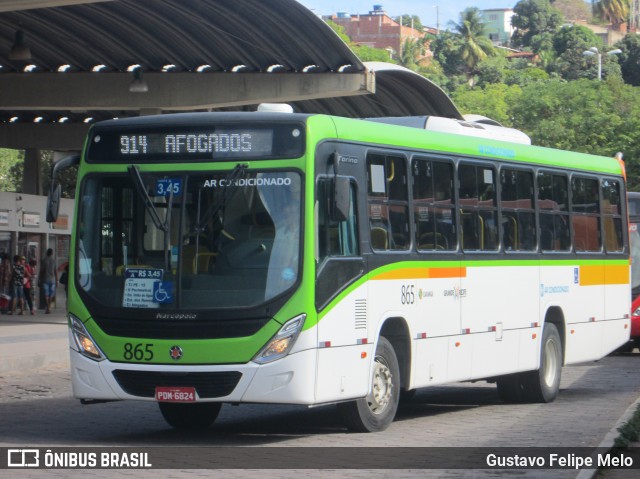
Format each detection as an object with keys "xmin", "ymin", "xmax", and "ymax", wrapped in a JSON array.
[
  {"xmin": 593, "ymin": 0, "xmax": 630, "ymax": 26},
  {"xmin": 0, "ymin": 149, "xmax": 22, "ymax": 192},
  {"xmin": 617, "ymin": 33, "xmax": 640, "ymax": 86},
  {"xmin": 508, "ymin": 78, "xmax": 640, "ymax": 168},
  {"xmin": 428, "ymin": 31, "xmax": 466, "ymax": 76},
  {"xmin": 7, "ymin": 150, "xmax": 77, "ymax": 198},
  {"xmin": 553, "ymin": 0, "xmax": 592, "ymax": 20},
  {"xmin": 325, "ymin": 20, "xmax": 351, "ymax": 45},
  {"xmin": 475, "ymin": 55, "xmax": 508, "ymax": 86},
  {"xmin": 399, "ymin": 38, "xmax": 428, "ymax": 70},
  {"xmin": 548, "ymin": 25, "xmax": 603, "ymax": 80},
  {"xmin": 503, "ymin": 58, "xmax": 551, "ymax": 86},
  {"xmin": 449, "ymin": 7, "xmax": 495, "ymax": 77},
  {"xmin": 453, "ymin": 83, "xmax": 524, "ymax": 126},
  {"xmin": 352, "ymin": 44, "xmax": 395, "ymax": 62},
  {"xmin": 511, "ymin": 0, "xmax": 564, "ymax": 51},
  {"xmin": 396, "ymin": 15, "xmax": 423, "ymax": 31}
]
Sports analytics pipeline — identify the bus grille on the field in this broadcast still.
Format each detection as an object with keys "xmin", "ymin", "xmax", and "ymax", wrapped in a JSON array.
[{"xmin": 112, "ymin": 370, "xmax": 242, "ymax": 398}]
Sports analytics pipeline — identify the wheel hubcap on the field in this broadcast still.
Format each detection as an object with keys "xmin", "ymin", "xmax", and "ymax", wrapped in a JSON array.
[
  {"xmin": 543, "ymin": 338, "xmax": 559, "ymax": 387},
  {"xmin": 367, "ymin": 357, "xmax": 393, "ymax": 415}
]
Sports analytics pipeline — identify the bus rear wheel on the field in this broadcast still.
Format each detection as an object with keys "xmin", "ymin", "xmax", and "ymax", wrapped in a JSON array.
[
  {"xmin": 159, "ymin": 402, "xmax": 221, "ymax": 429},
  {"xmin": 522, "ymin": 322, "xmax": 562, "ymax": 403},
  {"xmin": 496, "ymin": 323, "xmax": 562, "ymax": 404},
  {"xmin": 337, "ymin": 336, "xmax": 400, "ymax": 432}
]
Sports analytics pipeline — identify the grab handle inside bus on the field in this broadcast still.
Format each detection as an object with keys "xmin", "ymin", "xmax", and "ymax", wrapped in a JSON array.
[{"xmin": 46, "ymin": 153, "xmax": 80, "ymax": 223}]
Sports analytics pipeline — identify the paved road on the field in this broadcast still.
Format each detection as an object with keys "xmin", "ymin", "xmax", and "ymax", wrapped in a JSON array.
[
  {"xmin": 1, "ymin": 356, "xmax": 639, "ymax": 478},
  {"xmin": 1, "ymin": 310, "xmax": 639, "ymax": 478}
]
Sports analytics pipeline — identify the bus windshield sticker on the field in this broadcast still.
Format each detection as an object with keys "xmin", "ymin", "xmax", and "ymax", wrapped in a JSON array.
[
  {"xmin": 155, "ymin": 178, "xmax": 182, "ymax": 197},
  {"xmin": 123, "ymin": 268, "xmax": 163, "ymax": 308},
  {"xmin": 371, "ymin": 164, "xmax": 386, "ymax": 194},
  {"xmin": 153, "ymin": 281, "xmax": 174, "ymax": 304}
]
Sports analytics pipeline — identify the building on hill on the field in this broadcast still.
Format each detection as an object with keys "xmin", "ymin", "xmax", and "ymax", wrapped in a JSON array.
[
  {"xmin": 481, "ymin": 8, "xmax": 515, "ymax": 46},
  {"xmin": 325, "ymin": 5, "xmax": 425, "ymax": 60}
]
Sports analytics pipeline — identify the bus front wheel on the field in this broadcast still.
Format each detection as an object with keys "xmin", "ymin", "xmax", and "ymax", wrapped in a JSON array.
[
  {"xmin": 159, "ymin": 402, "xmax": 221, "ymax": 429},
  {"xmin": 337, "ymin": 336, "xmax": 400, "ymax": 433}
]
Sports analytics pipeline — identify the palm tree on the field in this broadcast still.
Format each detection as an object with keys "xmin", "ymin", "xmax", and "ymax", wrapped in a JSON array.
[
  {"xmin": 399, "ymin": 38, "xmax": 428, "ymax": 70},
  {"xmin": 450, "ymin": 7, "xmax": 495, "ymax": 77},
  {"xmin": 594, "ymin": 0, "xmax": 630, "ymax": 26}
]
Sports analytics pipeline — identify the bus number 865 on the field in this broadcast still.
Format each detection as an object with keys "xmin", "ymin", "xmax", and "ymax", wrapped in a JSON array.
[{"xmin": 401, "ymin": 285, "xmax": 415, "ymax": 305}]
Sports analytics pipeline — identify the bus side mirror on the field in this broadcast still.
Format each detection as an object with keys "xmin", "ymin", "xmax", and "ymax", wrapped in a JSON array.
[
  {"xmin": 46, "ymin": 153, "xmax": 81, "ymax": 223},
  {"xmin": 331, "ymin": 177, "xmax": 351, "ymax": 222},
  {"xmin": 46, "ymin": 182, "xmax": 62, "ymax": 223}
]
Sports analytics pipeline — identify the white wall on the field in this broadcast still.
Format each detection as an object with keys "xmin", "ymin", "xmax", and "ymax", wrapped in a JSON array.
[{"xmin": 0, "ymin": 192, "xmax": 74, "ymax": 235}]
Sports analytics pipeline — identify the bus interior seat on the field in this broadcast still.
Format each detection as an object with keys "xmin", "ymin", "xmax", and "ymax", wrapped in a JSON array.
[
  {"xmin": 371, "ymin": 226, "xmax": 388, "ymax": 250},
  {"xmin": 182, "ymin": 244, "xmax": 213, "ymax": 274},
  {"xmin": 419, "ymin": 232, "xmax": 447, "ymax": 250}
]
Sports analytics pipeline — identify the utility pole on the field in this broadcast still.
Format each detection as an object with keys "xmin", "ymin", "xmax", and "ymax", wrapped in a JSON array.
[{"xmin": 632, "ymin": 0, "xmax": 640, "ymax": 32}]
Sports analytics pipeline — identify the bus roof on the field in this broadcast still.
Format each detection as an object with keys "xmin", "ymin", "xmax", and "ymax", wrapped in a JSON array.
[
  {"xmin": 89, "ymin": 111, "xmax": 623, "ymax": 177},
  {"xmin": 322, "ymin": 115, "xmax": 623, "ymax": 177}
]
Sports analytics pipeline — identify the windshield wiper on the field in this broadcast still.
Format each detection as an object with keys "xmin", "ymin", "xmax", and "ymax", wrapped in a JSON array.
[
  {"xmin": 128, "ymin": 165, "xmax": 166, "ymax": 232},
  {"xmin": 194, "ymin": 164, "xmax": 248, "ymax": 234},
  {"xmin": 128, "ymin": 165, "xmax": 173, "ymax": 270}
]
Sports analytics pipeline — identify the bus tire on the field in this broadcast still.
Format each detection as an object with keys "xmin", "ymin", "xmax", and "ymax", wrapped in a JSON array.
[
  {"xmin": 159, "ymin": 402, "xmax": 221, "ymax": 429},
  {"xmin": 337, "ymin": 336, "xmax": 400, "ymax": 432},
  {"xmin": 521, "ymin": 323, "xmax": 563, "ymax": 403}
]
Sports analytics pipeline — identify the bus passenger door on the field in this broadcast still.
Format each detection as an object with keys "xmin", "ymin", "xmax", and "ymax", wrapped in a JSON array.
[{"xmin": 314, "ymin": 178, "xmax": 369, "ymax": 403}]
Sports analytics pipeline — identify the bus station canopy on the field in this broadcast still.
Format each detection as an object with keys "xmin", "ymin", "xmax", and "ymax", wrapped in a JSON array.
[{"xmin": 0, "ymin": 0, "xmax": 461, "ymax": 151}]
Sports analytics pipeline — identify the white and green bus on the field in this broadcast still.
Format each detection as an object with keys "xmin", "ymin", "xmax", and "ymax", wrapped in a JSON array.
[{"xmin": 48, "ymin": 111, "xmax": 630, "ymax": 432}]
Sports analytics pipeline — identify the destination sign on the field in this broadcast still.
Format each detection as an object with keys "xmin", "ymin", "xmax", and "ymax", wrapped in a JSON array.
[
  {"xmin": 87, "ymin": 122, "xmax": 305, "ymax": 163},
  {"xmin": 119, "ymin": 130, "xmax": 273, "ymax": 157}
]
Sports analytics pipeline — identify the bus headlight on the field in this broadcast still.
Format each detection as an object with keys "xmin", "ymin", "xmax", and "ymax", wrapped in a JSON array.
[
  {"xmin": 253, "ymin": 314, "xmax": 306, "ymax": 364},
  {"xmin": 70, "ymin": 315, "xmax": 105, "ymax": 361}
]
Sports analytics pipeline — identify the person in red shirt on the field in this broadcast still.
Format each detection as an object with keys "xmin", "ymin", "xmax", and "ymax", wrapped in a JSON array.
[{"xmin": 23, "ymin": 258, "xmax": 36, "ymax": 315}]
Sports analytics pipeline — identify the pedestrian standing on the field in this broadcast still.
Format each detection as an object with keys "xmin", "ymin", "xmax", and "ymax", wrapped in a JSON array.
[
  {"xmin": 0, "ymin": 253, "xmax": 12, "ymax": 314},
  {"xmin": 40, "ymin": 248, "xmax": 57, "ymax": 314},
  {"xmin": 10, "ymin": 255, "xmax": 25, "ymax": 315},
  {"xmin": 23, "ymin": 257, "xmax": 36, "ymax": 315}
]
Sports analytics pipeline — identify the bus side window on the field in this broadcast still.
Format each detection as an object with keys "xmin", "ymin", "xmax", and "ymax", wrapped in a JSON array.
[
  {"xmin": 602, "ymin": 178, "xmax": 624, "ymax": 253},
  {"xmin": 413, "ymin": 158, "xmax": 456, "ymax": 251},
  {"xmin": 367, "ymin": 154, "xmax": 409, "ymax": 251},
  {"xmin": 538, "ymin": 172, "xmax": 570, "ymax": 252},
  {"xmin": 458, "ymin": 163, "xmax": 498, "ymax": 251},
  {"xmin": 500, "ymin": 168, "xmax": 535, "ymax": 251},
  {"xmin": 317, "ymin": 178, "xmax": 359, "ymax": 264},
  {"xmin": 571, "ymin": 176, "xmax": 601, "ymax": 252}
]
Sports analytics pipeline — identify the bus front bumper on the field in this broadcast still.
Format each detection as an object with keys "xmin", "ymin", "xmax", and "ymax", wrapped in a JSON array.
[{"xmin": 69, "ymin": 346, "xmax": 319, "ymax": 405}]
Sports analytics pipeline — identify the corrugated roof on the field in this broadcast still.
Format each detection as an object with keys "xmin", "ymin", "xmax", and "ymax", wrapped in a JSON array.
[
  {"xmin": 0, "ymin": 0, "xmax": 462, "ymax": 150},
  {"xmin": 0, "ymin": 0, "xmax": 363, "ymax": 73}
]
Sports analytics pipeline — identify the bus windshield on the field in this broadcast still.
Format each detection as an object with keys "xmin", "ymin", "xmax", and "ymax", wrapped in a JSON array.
[{"xmin": 76, "ymin": 169, "xmax": 301, "ymax": 312}]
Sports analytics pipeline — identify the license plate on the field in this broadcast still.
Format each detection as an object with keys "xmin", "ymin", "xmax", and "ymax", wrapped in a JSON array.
[{"xmin": 155, "ymin": 386, "xmax": 197, "ymax": 402}]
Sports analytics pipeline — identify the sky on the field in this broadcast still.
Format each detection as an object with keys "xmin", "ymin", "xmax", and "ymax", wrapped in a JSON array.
[{"xmin": 297, "ymin": 1, "xmax": 518, "ymax": 31}]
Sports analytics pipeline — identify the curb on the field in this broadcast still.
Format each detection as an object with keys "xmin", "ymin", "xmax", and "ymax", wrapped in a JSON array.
[{"xmin": 575, "ymin": 394, "xmax": 640, "ymax": 479}]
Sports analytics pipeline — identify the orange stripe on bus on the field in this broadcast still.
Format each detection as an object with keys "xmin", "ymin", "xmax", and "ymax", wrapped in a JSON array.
[
  {"xmin": 580, "ymin": 265, "xmax": 629, "ymax": 286},
  {"xmin": 372, "ymin": 267, "xmax": 467, "ymax": 281}
]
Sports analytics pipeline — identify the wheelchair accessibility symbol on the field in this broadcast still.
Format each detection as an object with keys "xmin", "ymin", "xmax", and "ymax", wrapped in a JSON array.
[{"xmin": 153, "ymin": 281, "xmax": 174, "ymax": 304}]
